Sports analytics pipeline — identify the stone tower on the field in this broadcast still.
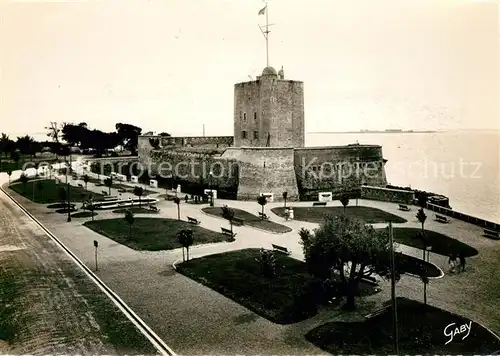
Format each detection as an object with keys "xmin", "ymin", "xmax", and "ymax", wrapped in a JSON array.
[{"xmin": 233, "ymin": 66, "xmax": 305, "ymax": 148}]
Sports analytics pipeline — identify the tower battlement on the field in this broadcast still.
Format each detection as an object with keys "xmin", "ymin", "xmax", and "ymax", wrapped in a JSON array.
[{"xmin": 233, "ymin": 66, "xmax": 305, "ymax": 148}]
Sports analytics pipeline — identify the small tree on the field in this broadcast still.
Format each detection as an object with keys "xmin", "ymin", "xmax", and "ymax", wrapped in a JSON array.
[
  {"xmin": 125, "ymin": 209, "xmax": 135, "ymax": 240},
  {"xmin": 255, "ymin": 248, "xmax": 276, "ymax": 278},
  {"xmin": 83, "ymin": 174, "xmax": 90, "ymax": 190},
  {"xmin": 418, "ymin": 264, "xmax": 430, "ymax": 305},
  {"xmin": 221, "ymin": 204, "xmax": 235, "ymax": 236},
  {"xmin": 133, "ymin": 186, "xmax": 144, "ymax": 207},
  {"xmin": 300, "ymin": 215, "xmax": 403, "ymax": 310},
  {"xmin": 282, "ymin": 191, "xmax": 288, "ymax": 208},
  {"xmin": 257, "ymin": 195, "xmax": 267, "ymax": 220},
  {"xmin": 177, "ymin": 228, "xmax": 194, "ymax": 262},
  {"xmin": 173, "ymin": 196, "xmax": 181, "ymax": 220},
  {"xmin": 417, "ymin": 194, "xmax": 428, "ymax": 209},
  {"xmin": 7, "ymin": 170, "xmax": 12, "ymax": 184},
  {"xmin": 340, "ymin": 195, "xmax": 349, "ymax": 214},
  {"xmin": 104, "ymin": 177, "xmax": 113, "ymax": 195},
  {"xmin": 416, "ymin": 208, "xmax": 427, "ymax": 260}
]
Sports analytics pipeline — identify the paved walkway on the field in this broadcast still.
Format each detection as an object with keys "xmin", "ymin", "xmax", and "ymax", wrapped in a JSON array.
[{"xmin": 4, "ymin": 165, "xmax": 500, "ymax": 353}]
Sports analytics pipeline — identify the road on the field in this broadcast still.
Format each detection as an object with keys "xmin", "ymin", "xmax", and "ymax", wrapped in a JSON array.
[{"xmin": 0, "ymin": 184, "xmax": 123, "ymax": 354}]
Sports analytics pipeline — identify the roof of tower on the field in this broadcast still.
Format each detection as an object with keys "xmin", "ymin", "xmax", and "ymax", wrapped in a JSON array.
[{"xmin": 262, "ymin": 66, "xmax": 278, "ymax": 76}]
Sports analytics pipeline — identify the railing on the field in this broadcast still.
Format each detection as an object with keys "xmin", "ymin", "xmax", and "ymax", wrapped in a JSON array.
[{"xmin": 425, "ymin": 202, "xmax": 500, "ymax": 232}]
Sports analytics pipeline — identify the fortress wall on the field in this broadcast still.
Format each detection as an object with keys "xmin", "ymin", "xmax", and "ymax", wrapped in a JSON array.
[
  {"xmin": 148, "ymin": 149, "xmax": 239, "ymax": 193},
  {"xmin": 294, "ymin": 146, "xmax": 387, "ymax": 200},
  {"xmin": 160, "ymin": 136, "xmax": 233, "ymax": 148},
  {"xmin": 361, "ymin": 185, "xmax": 414, "ymax": 204},
  {"xmin": 236, "ymin": 147, "xmax": 299, "ymax": 201}
]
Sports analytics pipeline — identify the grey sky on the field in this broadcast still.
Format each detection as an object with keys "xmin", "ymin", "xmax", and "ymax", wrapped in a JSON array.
[{"xmin": 0, "ymin": 0, "xmax": 498, "ymax": 137}]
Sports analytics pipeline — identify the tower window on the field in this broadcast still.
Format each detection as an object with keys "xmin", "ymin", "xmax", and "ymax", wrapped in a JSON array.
[
  {"xmin": 253, "ymin": 131, "xmax": 259, "ymax": 139},
  {"xmin": 243, "ymin": 112, "xmax": 247, "ymax": 121},
  {"xmin": 241, "ymin": 130, "xmax": 247, "ymax": 139},
  {"xmin": 253, "ymin": 112, "xmax": 257, "ymax": 120}
]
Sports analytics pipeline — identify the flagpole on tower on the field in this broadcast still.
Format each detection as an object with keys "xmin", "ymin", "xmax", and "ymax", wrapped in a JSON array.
[
  {"xmin": 258, "ymin": 1, "xmax": 273, "ymax": 68},
  {"xmin": 265, "ymin": 1, "xmax": 269, "ymax": 66}
]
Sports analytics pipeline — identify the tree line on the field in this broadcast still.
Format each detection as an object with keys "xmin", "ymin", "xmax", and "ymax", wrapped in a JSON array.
[{"xmin": 0, "ymin": 122, "xmax": 171, "ymax": 160}]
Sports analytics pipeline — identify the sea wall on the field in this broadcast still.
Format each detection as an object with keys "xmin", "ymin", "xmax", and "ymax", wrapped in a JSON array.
[
  {"xmin": 160, "ymin": 136, "xmax": 233, "ymax": 148},
  {"xmin": 425, "ymin": 203, "xmax": 500, "ymax": 232},
  {"xmin": 360, "ymin": 185, "xmax": 415, "ymax": 204},
  {"xmin": 294, "ymin": 145, "xmax": 387, "ymax": 200},
  {"xmin": 231, "ymin": 147, "xmax": 299, "ymax": 201}
]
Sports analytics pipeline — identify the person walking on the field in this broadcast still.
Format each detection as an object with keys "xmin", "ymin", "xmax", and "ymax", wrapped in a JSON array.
[
  {"xmin": 448, "ymin": 253, "xmax": 456, "ymax": 273},
  {"xmin": 458, "ymin": 252, "xmax": 466, "ymax": 272}
]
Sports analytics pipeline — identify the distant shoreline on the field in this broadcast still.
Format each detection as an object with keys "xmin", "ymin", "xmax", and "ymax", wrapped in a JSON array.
[{"xmin": 308, "ymin": 130, "xmax": 439, "ymax": 134}]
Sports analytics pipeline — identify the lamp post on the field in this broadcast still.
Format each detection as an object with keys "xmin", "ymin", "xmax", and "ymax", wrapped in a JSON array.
[
  {"xmin": 67, "ymin": 151, "xmax": 72, "ymax": 222},
  {"xmin": 388, "ymin": 221, "xmax": 399, "ymax": 354},
  {"xmin": 209, "ymin": 171, "xmax": 214, "ymax": 207}
]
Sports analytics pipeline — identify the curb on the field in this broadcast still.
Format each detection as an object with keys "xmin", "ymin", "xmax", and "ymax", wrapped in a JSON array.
[
  {"xmin": 0, "ymin": 186, "xmax": 176, "ymax": 356},
  {"xmin": 172, "ymin": 259, "xmax": 181, "ymax": 271}
]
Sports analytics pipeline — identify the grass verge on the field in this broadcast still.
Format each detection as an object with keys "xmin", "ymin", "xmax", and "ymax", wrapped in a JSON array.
[
  {"xmin": 378, "ymin": 227, "xmax": 479, "ymax": 257},
  {"xmin": 305, "ymin": 297, "xmax": 500, "ymax": 354},
  {"xmin": 202, "ymin": 207, "xmax": 292, "ymax": 233},
  {"xmin": 177, "ymin": 249, "xmax": 380, "ymax": 324},
  {"xmin": 9, "ymin": 179, "xmax": 104, "ymax": 204},
  {"xmin": 112, "ymin": 207, "xmax": 159, "ymax": 214},
  {"xmin": 84, "ymin": 217, "xmax": 232, "ymax": 250},
  {"xmin": 271, "ymin": 206, "xmax": 407, "ymax": 224}
]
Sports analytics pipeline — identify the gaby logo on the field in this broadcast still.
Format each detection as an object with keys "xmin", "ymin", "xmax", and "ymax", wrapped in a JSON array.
[{"xmin": 444, "ymin": 321, "xmax": 472, "ymax": 345}]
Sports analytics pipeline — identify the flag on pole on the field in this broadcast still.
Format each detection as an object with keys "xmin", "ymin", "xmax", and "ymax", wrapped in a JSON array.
[{"xmin": 258, "ymin": 6, "xmax": 266, "ymax": 15}]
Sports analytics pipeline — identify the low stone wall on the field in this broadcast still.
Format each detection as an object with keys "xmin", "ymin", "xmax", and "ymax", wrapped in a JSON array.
[
  {"xmin": 361, "ymin": 185, "xmax": 414, "ymax": 204},
  {"xmin": 426, "ymin": 203, "xmax": 500, "ymax": 232}
]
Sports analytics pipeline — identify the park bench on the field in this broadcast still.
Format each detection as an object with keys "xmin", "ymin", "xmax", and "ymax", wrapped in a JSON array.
[
  {"xmin": 148, "ymin": 205, "xmax": 160, "ymax": 212},
  {"xmin": 398, "ymin": 204, "xmax": 411, "ymax": 211},
  {"xmin": 364, "ymin": 305, "xmax": 390, "ymax": 319},
  {"xmin": 232, "ymin": 217, "xmax": 244, "ymax": 226},
  {"xmin": 77, "ymin": 183, "xmax": 83, "ymax": 188},
  {"xmin": 361, "ymin": 275, "xmax": 379, "ymax": 286},
  {"xmin": 101, "ymin": 190, "xmax": 108, "ymax": 196},
  {"xmin": 258, "ymin": 212, "xmax": 270, "ymax": 220},
  {"xmin": 187, "ymin": 216, "xmax": 201, "ymax": 225},
  {"xmin": 435, "ymin": 214, "xmax": 450, "ymax": 223},
  {"xmin": 313, "ymin": 202, "xmax": 327, "ymax": 206},
  {"xmin": 271, "ymin": 244, "xmax": 291, "ymax": 255},
  {"xmin": 221, "ymin": 227, "xmax": 236, "ymax": 238},
  {"xmin": 484, "ymin": 229, "xmax": 500, "ymax": 240},
  {"xmin": 117, "ymin": 188, "xmax": 126, "ymax": 193}
]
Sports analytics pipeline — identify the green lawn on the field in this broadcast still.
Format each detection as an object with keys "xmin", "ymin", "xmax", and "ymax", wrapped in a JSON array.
[
  {"xmin": 178, "ymin": 249, "xmax": 381, "ymax": 324},
  {"xmin": 84, "ymin": 217, "xmax": 232, "ymax": 251},
  {"xmin": 202, "ymin": 207, "xmax": 292, "ymax": 233},
  {"xmin": 112, "ymin": 207, "xmax": 159, "ymax": 214},
  {"xmin": 9, "ymin": 179, "xmax": 104, "ymax": 204},
  {"xmin": 379, "ymin": 227, "xmax": 479, "ymax": 257},
  {"xmin": 305, "ymin": 297, "xmax": 500, "ymax": 354},
  {"xmin": 71, "ymin": 211, "xmax": 98, "ymax": 218},
  {"xmin": 0, "ymin": 155, "xmax": 58, "ymax": 173},
  {"xmin": 271, "ymin": 206, "xmax": 407, "ymax": 224},
  {"xmin": 177, "ymin": 249, "xmax": 318, "ymax": 324}
]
